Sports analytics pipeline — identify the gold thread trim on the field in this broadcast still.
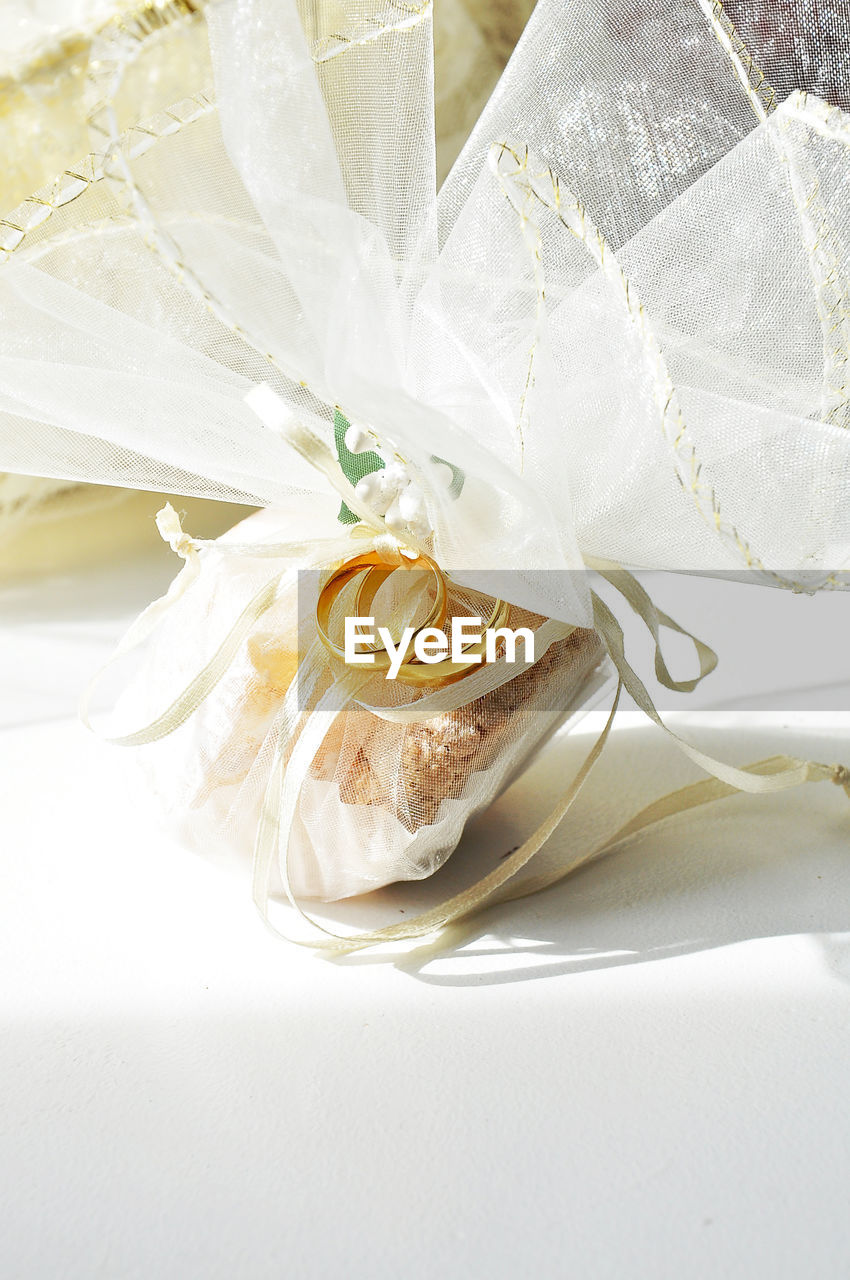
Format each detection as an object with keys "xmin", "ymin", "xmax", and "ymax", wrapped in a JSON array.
[
  {"xmin": 491, "ymin": 140, "xmax": 542, "ymax": 470},
  {"xmin": 0, "ymin": 94, "xmax": 213, "ymax": 260},
  {"xmin": 490, "ymin": 140, "xmax": 838, "ymax": 588},
  {"xmin": 784, "ymin": 91, "xmax": 850, "ymax": 146},
  {"xmin": 706, "ymin": 0, "xmax": 777, "ymax": 121},
  {"xmin": 78, "ymin": 0, "xmax": 332, "ymax": 406},
  {"xmin": 777, "ymin": 98, "xmax": 850, "ymax": 426},
  {"xmin": 311, "ymin": 1, "xmax": 431, "ymax": 64},
  {"xmin": 0, "ymin": 0, "xmax": 204, "ymax": 91},
  {"xmin": 85, "ymin": 0, "xmax": 208, "ymax": 155},
  {"xmin": 0, "ymin": 0, "xmax": 210, "ymax": 257},
  {"xmin": 117, "ymin": 0, "xmax": 202, "ymax": 40},
  {"xmin": 705, "ymin": 5, "xmax": 850, "ymax": 429}
]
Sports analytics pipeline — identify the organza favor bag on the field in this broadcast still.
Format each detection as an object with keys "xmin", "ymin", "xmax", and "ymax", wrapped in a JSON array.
[
  {"xmin": 116, "ymin": 502, "xmax": 608, "ymax": 902},
  {"xmin": 1, "ymin": 0, "xmax": 849, "ymax": 945}
]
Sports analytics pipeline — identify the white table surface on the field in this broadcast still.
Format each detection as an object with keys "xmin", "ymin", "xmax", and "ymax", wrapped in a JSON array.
[{"xmin": 1, "ymin": 543, "xmax": 849, "ymax": 1279}]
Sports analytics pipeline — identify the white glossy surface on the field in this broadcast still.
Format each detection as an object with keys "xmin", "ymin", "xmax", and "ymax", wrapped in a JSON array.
[{"xmin": 1, "ymin": 552, "xmax": 849, "ymax": 1278}]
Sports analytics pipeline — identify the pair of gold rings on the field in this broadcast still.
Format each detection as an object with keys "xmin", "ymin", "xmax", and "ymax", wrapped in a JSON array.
[{"xmin": 316, "ymin": 549, "xmax": 511, "ymax": 687}]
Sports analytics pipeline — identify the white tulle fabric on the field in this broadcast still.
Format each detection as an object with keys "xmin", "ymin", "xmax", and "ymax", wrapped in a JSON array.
[
  {"xmin": 115, "ymin": 503, "xmax": 606, "ymax": 902},
  {"xmin": 0, "ymin": 0, "xmax": 846, "ymax": 620}
]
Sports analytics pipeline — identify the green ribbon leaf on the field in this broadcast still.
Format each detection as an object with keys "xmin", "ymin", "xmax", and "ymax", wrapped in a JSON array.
[
  {"xmin": 431, "ymin": 453, "xmax": 465, "ymax": 500},
  {"xmin": 333, "ymin": 409, "xmax": 384, "ymax": 525},
  {"xmin": 333, "ymin": 410, "xmax": 465, "ymax": 525}
]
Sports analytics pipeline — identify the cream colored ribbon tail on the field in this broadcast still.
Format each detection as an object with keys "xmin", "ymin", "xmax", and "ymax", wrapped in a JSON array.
[
  {"xmin": 597, "ymin": 568, "xmax": 718, "ymax": 691},
  {"xmin": 253, "ymin": 578, "xmax": 848, "ymax": 951},
  {"xmin": 590, "ymin": 589, "xmax": 817, "ymax": 793},
  {"xmin": 258, "ymin": 715, "xmax": 848, "ymax": 954},
  {"xmin": 83, "ymin": 568, "xmax": 285, "ymax": 744},
  {"xmin": 484, "ymin": 754, "xmax": 850, "ymax": 906},
  {"xmin": 254, "ymin": 680, "xmax": 624, "ymax": 952},
  {"xmin": 253, "ymin": 643, "xmax": 374, "ymax": 935}
]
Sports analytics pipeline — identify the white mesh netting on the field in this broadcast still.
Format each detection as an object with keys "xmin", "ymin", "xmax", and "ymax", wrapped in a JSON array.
[
  {"xmin": 0, "ymin": 0, "xmax": 846, "ymax": 603},
  {"xmin": 0, "ymin": 0, "xmax": 527, "ymax": 534},
  {"xmin": 0, "ymin": 0, "xmax": 848, "ymax": 900}
]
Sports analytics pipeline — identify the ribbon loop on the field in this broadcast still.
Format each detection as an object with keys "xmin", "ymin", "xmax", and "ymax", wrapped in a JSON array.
[
  {"xmin": 590, "ymin": 590, "xmax": 815, "ymax": 794},
  {"xmin": 598, "ymin": 568, "xmax": 718, "ymax": 693}
]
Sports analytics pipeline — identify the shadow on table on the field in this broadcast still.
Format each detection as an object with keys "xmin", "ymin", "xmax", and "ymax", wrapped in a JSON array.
[{"xmin": 322, "ymin": 715, "xmax": 850, "ymax": 986}]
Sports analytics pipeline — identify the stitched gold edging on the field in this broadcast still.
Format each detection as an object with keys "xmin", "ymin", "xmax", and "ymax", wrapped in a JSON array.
[
  {"xmin": 491, "ymin": 141, "xmax": 542, "ymax": 471},
  {"xmin": 0, "ymin": 92, "xmax": 214, "ymax": 261},
  {"xmin": 705, "ymin": 3, "xmax": 850, "ymax": 428},
  {"xmin": 787, "ymin": 91, "xmax": 850, "ymax": 145},
  {"xmin": 0, "ymin": 0, "xmax": 210, "ymax": 259},
  {"xmin": 490, "ymin": 139, "xmax": 844, "ymax": 589},
  {"xmin": 0, "ymin": 94, "xmax": 324, "ymax": 416},
  {"xmin": 311, "ymin": 0, "xmax": 431, "ymax": 64},
  {"xmin": 0, "ymin": 0, "xmax": 334, "ymax": 419},
  {"xmin": 115, "ymin": 0, "xmax": 202, "ymax": 40},
  {"xmin": 706, "ymin": 0, "xmax": 777, "ymax": 121},
  {"xmin": 86, "ymin": 0, "xmax": 209, "ymax": 169},
  {"xmin": 776, "ymin": 93, "xmax": 850, "ymax": 427},
  {"xmin": 0, "ymin": 0, "xmax": 204, "ymax": 91}
]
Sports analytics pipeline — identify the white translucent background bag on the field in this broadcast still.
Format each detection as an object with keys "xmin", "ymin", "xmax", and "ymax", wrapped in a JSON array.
[{"xmin": 0, "ymin": 0, "xmax": 847, "ymax": 615}]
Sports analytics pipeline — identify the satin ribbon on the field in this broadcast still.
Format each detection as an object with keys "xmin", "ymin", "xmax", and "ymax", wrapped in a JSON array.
[
  {"xmin": 252, "ymin": 594, "xmax": 848, "ymax": 953},
  {"xmin": 83, "ymin": 388, "xmax": 850, "ymax": 952},
  {"xmin": 86, "ymin": 506, "xmax": 850, "ymax": 952}
]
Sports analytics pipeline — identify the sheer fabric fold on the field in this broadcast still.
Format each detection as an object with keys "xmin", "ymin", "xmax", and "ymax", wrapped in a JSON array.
[{"xmin": 0, "ymin": 0, "xmax": 847, "ymax": 619}]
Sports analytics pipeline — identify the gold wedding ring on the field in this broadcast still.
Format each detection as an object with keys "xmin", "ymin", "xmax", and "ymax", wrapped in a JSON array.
[
  {"xmin": 316, "ymin": 550, "xmax": 514, "ymax": 687},
  {"xmin": 316, "ymin": 550, "xmax": 447, "ymax": 669}
]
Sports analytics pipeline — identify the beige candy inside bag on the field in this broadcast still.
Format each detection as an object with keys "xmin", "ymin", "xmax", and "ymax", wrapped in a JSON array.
[{"xmin": 120, "ymin": 507, "xmax": 607, "ymax": 902}]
